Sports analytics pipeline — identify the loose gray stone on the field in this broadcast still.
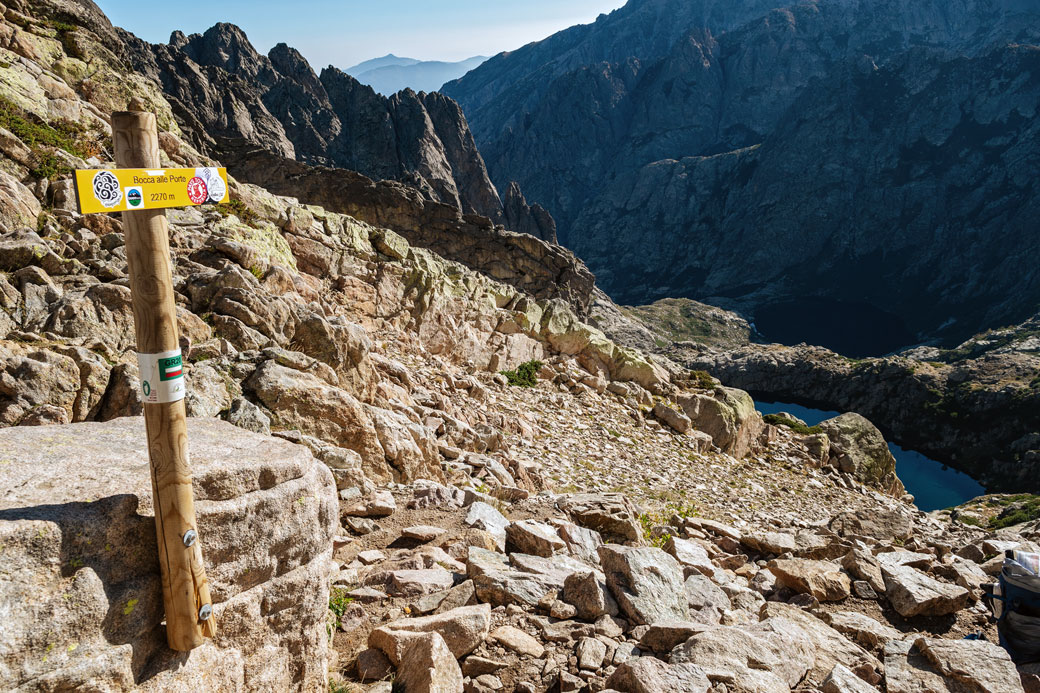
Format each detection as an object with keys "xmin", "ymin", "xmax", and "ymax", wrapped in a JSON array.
[
  {"xmin": 605, "ymin": 657, "xmax": 710, "ymax": 693},
  {"xmin": 882, "ymin": 564, "xmax": 970, "ymax": 618},
  {"xmin": 490, "ymin": 625, "xmax": 544, "ymax": 658},
  {"xmin": 465, "ymin": 501, "xmax": 509, "ymax": 550},
  {"xmin": 506, "ymin": 519, "xmax": 567, "ymax": 557},
  {"xmin": 563, "ymin": 570, "xmax": 619, "ymax": 620},
  {"xmin": 577, "ymin": 637, "xmax": 608, "ymax": 670}
]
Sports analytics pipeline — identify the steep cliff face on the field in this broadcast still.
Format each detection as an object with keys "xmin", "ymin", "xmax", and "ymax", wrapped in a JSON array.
[
  {"xmin": 444, "ymin": 0, "xmax": 1040, "ymax": 348},
  {"xmin": 119, "ymin": 22, "xmax": 533, "ymax": 227}
]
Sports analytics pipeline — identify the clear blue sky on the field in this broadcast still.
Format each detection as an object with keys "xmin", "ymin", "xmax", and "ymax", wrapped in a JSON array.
[{"xmin": 97, "ymin": 0, "xmax": 627, "ymax": 69}]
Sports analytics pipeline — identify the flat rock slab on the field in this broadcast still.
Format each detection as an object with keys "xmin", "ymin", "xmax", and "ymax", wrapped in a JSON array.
[
  {"xmin": 506, "ymin": 519, "xmax": 566, "ymax": 557},
  {"xmin": 599, "ymin": 545, "xmax": 689, "ymax": 625},
  {"xmin": 768, "ymin": 558, "xmax": 851, "ymax": 602},
  {"xmin": 370, "ymin": 604, "xmax": 491, "ymax": 662},
  {"xmin": 664, "ymin": 536, "xmax": 714, "ymax": 577},
  {"xmin": 882, "ymin": 564, "xmax": 970, "ymax": 618},
  {"xmin": 743, "ymin": 530, "xmax": 836, "ymax": 559},
  {"xmin": 639, "ymin": 619, "xmax": 709, "ymax": 653},
  {"xmin": 0, "ymin": 418, "xmax": 338, "ymax": 693},
  {"xmin": 606, "ymin": 653, "xmax": 710, "ymax": 693},
  {"xmin": 885, "ymin": 637, "xmax": 1025, "ymax": 693},
  {"xmin": 823, "ymin": 610, "xmax": 901, "ymax": 650},
  {"xmin": 490, "ymin": 625, "xmax": 544, "ymax": 658},
  {"xmin": 760, "ymin": 602, "xmax": 880, "ymax": 685},
  {"xmin": 877, "ymin": 551, "xmax": 934, "ymax": 570},
  {"xmin": 464, "ymin": 501, "xmax": 508, "ymax": 551},
  {"xmin": 344, "ymin": 489, "xmax": 396, "ymax": 517},
  {"xmin": 558, "ymin": 493, "xmax": 643, "ymax": 543},
  {"xmin": 670, "ymin": 618, "xmax": 815, "ymax": 693},
  {"xmin": 402, "ymin": 525, "xmax": 448, "ymax": 542},
  {"xmin": 821, "ymin": 663, "xmax": 876, "ymax": 693},
  {"xmin": 387, "ymin": 568, "xmax": 455, "ymax": 597}
]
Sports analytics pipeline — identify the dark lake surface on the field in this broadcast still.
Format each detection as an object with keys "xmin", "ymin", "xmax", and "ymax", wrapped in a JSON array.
[
  {"xmin": 754, "ymin": 400, "xmax": 986, "ymax": 512},
  {"xmin": 753, "ymin": 298, "xmax": 915, "ymax": 357}
]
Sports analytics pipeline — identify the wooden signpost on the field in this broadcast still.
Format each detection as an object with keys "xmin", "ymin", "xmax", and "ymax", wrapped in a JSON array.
[{"xmin": 76, "ymin": 111, "xmax": 224, "ymax": 650}]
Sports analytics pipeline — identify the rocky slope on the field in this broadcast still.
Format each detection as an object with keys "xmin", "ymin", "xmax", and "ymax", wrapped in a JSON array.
[
  {"xmin": 444, "ymin": 0, "xmax": 1040, "ymax": 348},
  {"xmin": 229, "ymin": 149, "xmax": 583, "ymax": 313},
  {"xmin": 2, "ymin": 1, "xmax": 1040, "ymax": 692}
]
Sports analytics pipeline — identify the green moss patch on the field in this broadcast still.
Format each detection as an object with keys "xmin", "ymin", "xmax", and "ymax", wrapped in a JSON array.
[
  {"xmin": 763, "ymin": 413, "xmax": 822, "ymax": 436},
  {"xmin": 987, "ymin": 494, "xmax": 1040, "ymax": 529},
  {"xmin": 501, "ymin": 359, "xmax": 543, "ymax": 388}
]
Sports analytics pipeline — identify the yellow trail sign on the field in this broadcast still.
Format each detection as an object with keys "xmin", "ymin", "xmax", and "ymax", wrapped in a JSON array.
[{"xmin": 74, "ymin": 166, "xmax": 229, "ymax": 214}]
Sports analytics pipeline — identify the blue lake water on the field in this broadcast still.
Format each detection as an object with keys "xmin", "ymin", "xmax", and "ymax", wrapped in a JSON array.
[{"xmin": 754, "ymin": 400, "xmax": 986, "ymax": 512}]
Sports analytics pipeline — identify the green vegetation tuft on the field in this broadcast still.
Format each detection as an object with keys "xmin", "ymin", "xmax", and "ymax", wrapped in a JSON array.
[
  {"xmin": 326, "ymin": 587, "xmax": 354, "ymax": 638},
  {"xmin": 329, "ymin": 680, "xmax": 356, "ymax": 693},
  {"xmin": 689, "ymin": 369, "xmax": 717, "ymax": 391},
  {"xmin": 988, "ymin": 494, "xmax": 1040, "ymax": 529},
  {"xmin": 922, "ymin": 386, "xmax": 963, "ymax": 419},
  {"xmin": 763, "ymin": 413, "xmax": 822, "ymax": 436},
  {"xmin": 29, "ymin": 152, "xmax": 70, "ymax": 180},
  {"xmin": 501, "ymin": 359, "xmax": 543, "ymax": 388},
  {"xmin": 639, "ymin": 498, "xmax": 699, "ymax": 548},
  {"xmin": 1, "ymin": 96, "xmax": 87, "ymax": 156},
  {"xmin": 0, "ymin": 95, "xmax": 106, "ymax": 178},
  {"xmin": 46, "ymin": 20, "xmax": 78, "ymax": 33},
  {"xmin": 217, "ymin": 198, "xmax": 260, "ymax": 228},
  {"xmin": 638, "ymin": 513, "xmax": 668, "ymax": 548}
]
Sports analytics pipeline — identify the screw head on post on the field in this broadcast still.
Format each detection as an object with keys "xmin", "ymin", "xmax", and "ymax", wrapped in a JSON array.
[
  {"xmin": 182, "ymin": 529, "xmax": 197, "ymax": 547},
  {"xmin": 198, "ymin": 603, "xmax": 212, "ymax": 621}
]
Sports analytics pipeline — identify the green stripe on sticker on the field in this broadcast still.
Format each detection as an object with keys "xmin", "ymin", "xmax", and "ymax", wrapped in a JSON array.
[{"xmin": 158, "ymin": 355, "xmax": 183, "ymax": 381}]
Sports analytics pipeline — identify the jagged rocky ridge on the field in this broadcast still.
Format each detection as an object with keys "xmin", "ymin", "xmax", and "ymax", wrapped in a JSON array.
[
  {"xmin": 444, "ymin": 0, "xmax": 1040, "ymax": 348},
  {"xmin": 117, "ymin": 22, "xmax": 559, "ymax": 243}
]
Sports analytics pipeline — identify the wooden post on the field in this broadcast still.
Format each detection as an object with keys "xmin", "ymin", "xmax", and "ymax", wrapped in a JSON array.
[{"xmin": 113, "ymin": 111, "xmax": 215, "ymax": 651}]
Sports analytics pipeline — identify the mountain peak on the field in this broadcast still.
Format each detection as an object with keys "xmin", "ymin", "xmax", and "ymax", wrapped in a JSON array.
[
  {"xmin": 269, "ymin": 42, "xmax": 327, "ymax": 100},
  {"xmin": 179, "ymin": 22, "xmax": 265, "ymax": 77}
]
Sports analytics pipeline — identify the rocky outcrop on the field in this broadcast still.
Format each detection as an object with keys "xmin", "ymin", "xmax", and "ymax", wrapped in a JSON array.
[
  {"xmin": 445, "ymin": 0, "xmax": 1040, "ymax": 348},
  {"xmin": 677, "ymin": 386, "xmax": 763, "ymax": 459},
  {"xmin": 0, "ymin": 418, "xmax": 337, "ymax": 692},
  {"xmin": 885, "ymin": 637, "xmax": 1025, "ymax": 693},
  {"xmin": 502, "ymin": 182, "xmax": 557, "ymax": 244},
  {"xmin": 818, "ymin": 413, "xmax": 905, "ymax": 498},
  {"xmin": 229, "ymin": 149, "xmax": 595, "ymax": 316}
]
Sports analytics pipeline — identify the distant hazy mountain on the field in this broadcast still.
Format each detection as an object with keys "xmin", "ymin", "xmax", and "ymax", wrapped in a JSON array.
[
  {"xmin": 346, "ymin": 54, "xmax": 487, "ymax": 95},
  {"xmin": 345, "ymin": 53, "xmax": 420, "ymax": 75}
]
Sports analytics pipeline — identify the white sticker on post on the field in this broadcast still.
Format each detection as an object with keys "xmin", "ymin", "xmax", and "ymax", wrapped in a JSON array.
[{"xmin": 137, "ymin": 348, "xmax": 186, "ymax": 404}]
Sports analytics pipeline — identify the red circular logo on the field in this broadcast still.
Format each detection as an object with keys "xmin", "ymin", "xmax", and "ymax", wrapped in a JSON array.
[{"xmin": 186, "ymin": 176, "xmax": 209, "ymax": 204}]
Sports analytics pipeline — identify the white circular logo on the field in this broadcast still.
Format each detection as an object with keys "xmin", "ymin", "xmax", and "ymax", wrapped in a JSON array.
[
  {"xmin": 91, "ymin": 170, "xmax": 122, "ymax": 208},
  {"xmin": 195, "ymin": 167, "xmax": 226, "ymax": 203}
]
